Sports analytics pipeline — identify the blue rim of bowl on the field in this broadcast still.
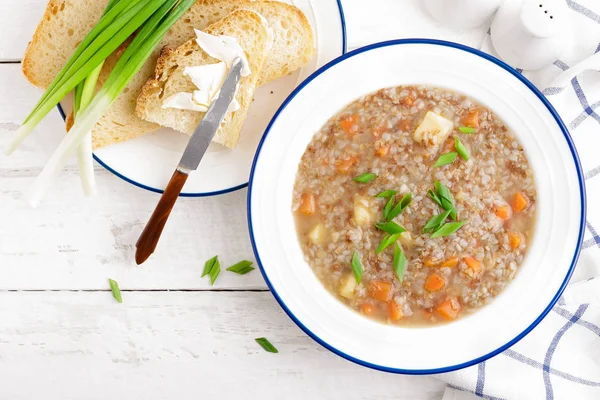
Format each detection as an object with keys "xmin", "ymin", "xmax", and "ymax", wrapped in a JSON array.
[
  {"xmin": 55, "ymin": 0, "xmax": 347, "ymax": 197},
  {"xmin": 247, "ymin": 39, "xmax": 586, "ymax": 375}
]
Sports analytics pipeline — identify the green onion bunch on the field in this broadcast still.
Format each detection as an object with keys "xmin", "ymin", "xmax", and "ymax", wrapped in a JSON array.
[{"xmin": 4, "ymin": 0, "xmax": 195, "ymax": 206}]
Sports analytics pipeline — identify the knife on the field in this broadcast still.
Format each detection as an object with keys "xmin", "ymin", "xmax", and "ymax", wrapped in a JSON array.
[{"xmin": 135, "ymin": 58, "xmax": 244, "ymax": 265}]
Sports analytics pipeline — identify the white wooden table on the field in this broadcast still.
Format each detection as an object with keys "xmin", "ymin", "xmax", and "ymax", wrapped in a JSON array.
[{"xmin": 0, "ymin": 1, "xmax": 490, "ymax": 398}]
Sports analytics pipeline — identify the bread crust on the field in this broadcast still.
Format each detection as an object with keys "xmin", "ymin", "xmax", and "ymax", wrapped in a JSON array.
[
  {"xmin": 136, "ymin": 10, "xmax": 269, "ymax": 149},
  {"xmin": 22, "ymin": 0, "xmax": 315, "ymax": 149}
]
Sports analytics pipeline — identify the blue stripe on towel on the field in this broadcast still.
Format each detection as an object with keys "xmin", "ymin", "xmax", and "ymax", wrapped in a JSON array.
[
  {"xmin": 582, "ymin": 238, "xmax": 600, "ymax": 249},
  {"xmin": 571, "ymin": 78, "xmax": 600, "ymax": 124},
  {"xmin": 476, "ymin": 361, "xmax": 486, "ymax": 396},
  {"xmin": 448, "ymin": 384, "xmax": 505, "ymax": 400},
  {"xmin": 582, "ymin": 222, "xmax": 600, "ymax": 249},
  {"xmin": 550, "ymin": 59, "xmax": 600, "ymax": 127},
  {"xmin": 553, "ymin": 60, "xmax": 569, "ymax": 71},
  {"xmin": 566, "ymin": 0, "xmax": 600, "ymax": 24},
  {"xmin": 585, "ymin": 221, "xmax": 600, "ymax": 238},
  {"xmin": 503, "ymin": 349, "xmax": 600, "ymax": 387},
  {"xmin": 584, "ymin": 164, "xmax": 600, "ymax": 180},
  {"xmin": 570, "ymin": 101, "xmax": 600, "ymax": 129},
  {"xmin": 543, "ymin": 87, "xmax": 565, "ymax": 96},
  {"xmin": 550, "ymin": 61, "xmax": 600, "ymax": 127},
  {"xmin": 543, "ymin": 305, "xmax": 589, "ymax": 399},
  {"xmin": 553, "ymin": 306, "xmax": 600, "ymax": 336}
]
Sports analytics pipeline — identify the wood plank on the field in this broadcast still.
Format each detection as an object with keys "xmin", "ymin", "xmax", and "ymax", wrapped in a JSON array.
[
  {"xmin": 0, "ymin": 291, "xmax": 446, "ymax": 399},
  {"xmin": 0, "ymin": 166, "xmax": 262, "ymax": 290},
  {"xmin": 0, "ymin": 169, "xmax": 263, "ymax": 290},
  {"xmin": 0, "ymin": 0, "xmax": 488, "ymax": 62},
  {"xmin": 0, "ymin": 64, "xmax": 67, "ymax": 170},
  {"xmin": 0, "ymin": 63, "xmax": 264, "ymax": 290},
  {"xmin": 0, "ymin": 0, "xmax": 46, "ymax": 61},
  {"xmin": 0, "ymin": 1, "xmax": 467, "ymax": 397}
]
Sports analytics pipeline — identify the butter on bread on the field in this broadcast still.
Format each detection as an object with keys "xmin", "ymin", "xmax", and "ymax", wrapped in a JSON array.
[
  {"xmin": 136, "ymin": 10, "xmax": 270, "ymax": 149},
  {"xmin": 23, "ymin": 0, "xmax": 315, "ymax": 149}
]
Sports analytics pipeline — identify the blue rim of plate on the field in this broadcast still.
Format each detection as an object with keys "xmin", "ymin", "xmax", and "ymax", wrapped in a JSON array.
[
  {"xmin": 56, "ymin": 0, "xmax": 348, "ymax": 197},
  {"xmin": 247, "ymin": 39, "xmax": 586, "ymax": 375}
]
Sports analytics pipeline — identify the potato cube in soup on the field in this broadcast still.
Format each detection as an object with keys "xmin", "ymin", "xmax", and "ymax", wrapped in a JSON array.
[
  {"xmin": 413, "ymin": 111, "xmax": 454, "ymax": 146},
  {"xmin": 353, "ymin": 199, "xmax": 373, "ymax": 226},
  {"xmin": 308, "ymin": 223, "xmax": 327, "ymax": 244},
  {"xmin": 339, "ymin": 274, "xmax": 357, "ymax": 299},
  {"xmin": 399, "ymin": 231, "xmax": 413, "ymax": 248}
]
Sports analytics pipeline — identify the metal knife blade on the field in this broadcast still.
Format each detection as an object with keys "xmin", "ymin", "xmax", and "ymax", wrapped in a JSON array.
[{"xmin": 177, "ymin": 57, "xmax": 243, "ymax": 172}]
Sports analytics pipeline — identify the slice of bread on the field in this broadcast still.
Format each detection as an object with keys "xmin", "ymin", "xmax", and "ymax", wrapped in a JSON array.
[
  {"xmin": 22, "ymin": 0, "xmax": 109, "ymax": 89},
  {"xmin": 136, "ymin": 10, "xmax": 269, "ymax": 149},
  {"xmin": 23, "ymin": 0, "xmax": 315, "ymax": 149},
  {"xmin": 243, "ymin": 2, "xmax": 315, "ymax": 86}
]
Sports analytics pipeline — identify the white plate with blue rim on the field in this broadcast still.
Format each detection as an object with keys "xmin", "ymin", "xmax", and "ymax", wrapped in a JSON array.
[
  {"xmin": 248, "ymin": 39, "xmax": 586, "ymax": 373},
  {"xmin": 52, "ymin": 0, "xmax": 346, "ymax": 196}
]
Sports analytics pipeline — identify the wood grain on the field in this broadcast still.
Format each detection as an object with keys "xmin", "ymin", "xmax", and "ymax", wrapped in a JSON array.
[
  {"xmin": 136, "ymin": 169, "xmax": 189, "ymax": 265},
  {"xmin": 0, "ymin": 0, "xmax": 485, "ymax": 60},
  {"xmin": 0, "ymin": 0, "xmax": 474, "ymax": 397},
  {"xmin": 0, "ymin": 64, "xmax": 262, "ymax": 290},
  {"xmin": 0, "ymin": 0, "xmax": 46, "ymax": 60},
  {"xmin": 0, "ymin": 291, "xmax": 447, "ymax": 400}
]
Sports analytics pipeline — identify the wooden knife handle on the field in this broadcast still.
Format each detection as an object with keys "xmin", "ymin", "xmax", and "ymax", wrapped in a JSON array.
[{"xmin": 135, "ymin": 169, "xmax": 189, "ymax": 265}]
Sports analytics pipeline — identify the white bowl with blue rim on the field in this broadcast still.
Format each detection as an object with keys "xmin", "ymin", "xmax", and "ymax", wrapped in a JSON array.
[{"xmin": 248, "ymin": 39, "xmax": 585, "ymax": 373}]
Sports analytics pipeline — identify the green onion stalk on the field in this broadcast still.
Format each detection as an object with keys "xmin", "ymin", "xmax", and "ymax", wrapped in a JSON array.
[
  {"xmin": 72, "ymin": 0, "xmax": 122, "ymax": 197},
  {"xmin": 3, "ymin": 0, "xmax": 172, "ymax": 156},
  {"xmin": 27, "ymin": 0, "xmax": 195, "ymax": 207}
]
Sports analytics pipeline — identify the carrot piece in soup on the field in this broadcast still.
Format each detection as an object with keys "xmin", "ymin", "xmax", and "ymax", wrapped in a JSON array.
[
  {"xmin": 462, "ymin": 109, "xmax": 480, "ymax": 129},
  {"xmin": 423, "ymin": 257, "xmax": 439, "ymax": 267},
  {"xmin": 340, "ymin": 114, "xmax": 359, "ymax": 135},
  {"xmin": 375, "ymin": 145, "xmax": 390, "ymax": 158},
  {"xmin": 440, "ymin": 257, "xmax": 458, "ymax": 268},
  {"xmin": 360, "ymin": 303, "xmax": 375, "ymax": 316},
  {"xmin": 436, "ymin": 297, "xmax": 462, "ymax": 320},
  {"xmin": 463, "ymin": 256, "xmax": 482, "ymax": 274},
  {"xmin": 441, "ymin": 137, "xmax": 456, "ymax": 153},
  {"xmin": 369, "ymin": 280, "xmax": 392, "ymax": 302},
  {"xmin": 424, "ymin": 273, "xmax": 446, "ymax": 292},
  {"xmin": 494, "ymin": 205, "xmax": 511, "ymax": 220},
  {"xmin": 298, "ymin": 193, "xmax": 316, "ymax": 215},
  {"xmin": 388, "ymin": 300, "xmax": 403, "ymax": 321},
  {"xmin": 335, "ymin": 157, "xmax": 358, "ymax": 173},
  {"xmin": 401, "ymin": 94, "xmax": 415, "ymax": 107},
  {"xmin": 512, "ymin": 192, "xmax": 529, "ymax": 213},
  {"xmin": 508, "ymin": 232, "xmax": 523, "ymax": 249}
]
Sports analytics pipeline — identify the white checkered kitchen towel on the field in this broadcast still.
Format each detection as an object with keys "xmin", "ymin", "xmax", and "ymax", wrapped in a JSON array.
[{"xmin": 422, "ymin": 1, "xmax": 600, "ymax": 399}]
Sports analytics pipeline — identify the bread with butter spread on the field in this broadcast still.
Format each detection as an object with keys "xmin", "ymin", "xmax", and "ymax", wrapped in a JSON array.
[
  {"xmin": 136, "ymin": 10, "xmax": 270, "ymax": 149},
  {"xmin": 22, "ymin": 0, "xmax": 315, "ymax": 149}
]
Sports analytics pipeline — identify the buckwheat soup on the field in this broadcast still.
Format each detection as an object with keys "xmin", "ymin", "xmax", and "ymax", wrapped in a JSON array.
[{"xmin": 292, "ymin": 85, "xmax": 536, "ymax": 326}]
